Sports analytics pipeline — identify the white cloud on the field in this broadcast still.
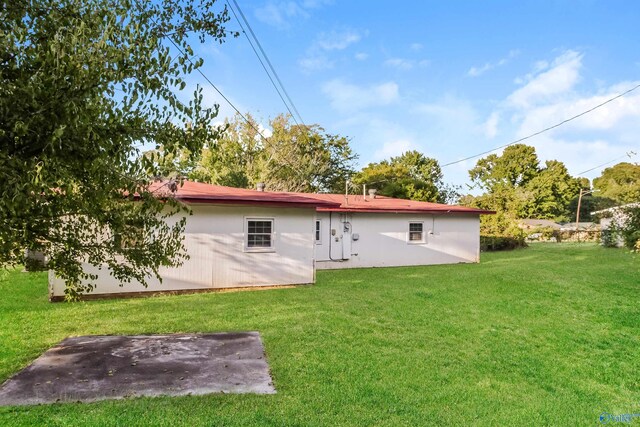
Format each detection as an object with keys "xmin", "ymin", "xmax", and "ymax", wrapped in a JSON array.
[
  {"xmin": 316, "ymin": 29, "xmax": 363, "ymax": 51},
  {"xmin": 254, "ymin": 2, "xmax": 307, "ymax": 28},
  {"xmin": 507, "ymin": 50, "xmax": 582, "ymax": 108},
  {"xmin": 258, "ymin": 124, "xmax": 273, "ymax": 138},
  {"xmin": 299, "ymin": 28, "xmax": 366, "ymax": 72},
  {"xmin": 299, "ymin": 55, "xmax": 333, "ymax": 72},
  {"xmin": 354, "ymin": 52, "xmax": 369, "ymax": 61},
  {"xmin": 514, "ymin": 60, "xmax": 550, "ymax": 84},
  {"xmin": 484, "ymin": 112, "xmax": 500, "ymax": 139},
  {"xmin": 410, "ymin": 95, "xmax": 485, "ymax": 163},
  {"xmin": 384, "ymin": 58, "xmax": 430, "ymax": 71},
  {"xmin": 374, "ymin": 139, "xmax": 418, "ymax": 160},
  {"xmin": 254, "ymin": 0, "xmax": 331, "ymax": 29},
  {"xmin": 514, "ymin": 81, "xmax": 640, "ymax": 139},
  {"xmin": 485, "ymin": 49, "xmax": 640, "ymax": 178},
  {"xmin": 467, "ymin": 49, "xmax": 520, "ymax": 77},
  {"xmin": 322, "ymin": 79, "xmax": 399, "ymax": 112},
  {"xmin": 410, "ymin": 43, "xmax": 423, "ymax": 51},
  {"xmin": 384, "ymin": 58, "xmax": 414, "ymax": 70}
]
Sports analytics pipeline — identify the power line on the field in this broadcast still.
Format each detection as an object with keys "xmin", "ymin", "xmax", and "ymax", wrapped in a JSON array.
[
  {"xmin": 225, "ymin": 0, "xmax": 301, "ymax": 127},
  {"xmin": 228, "ymin": 0, "xmax": 306, "ymax": 127},
  {"xmin": 576, "ymin": 151, "xmax": 637, "ymax": 176},
  {"xmin": 442, "ymin": 82, "xmax": 640, "ymax": 168},
  {"xmin": 161, "ymin": 30, "xmax": 311, "ymax": 181}
]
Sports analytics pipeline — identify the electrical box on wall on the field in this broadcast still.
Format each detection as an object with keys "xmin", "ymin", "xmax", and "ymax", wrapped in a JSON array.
[{"xmin": 352, "ymin": 233, "xmax": 360, "ymax": 241}]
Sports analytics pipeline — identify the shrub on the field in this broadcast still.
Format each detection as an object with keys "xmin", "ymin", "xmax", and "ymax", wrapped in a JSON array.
[
  {"xmin": 601, "ymin": 229, "xmax": 618, "ymax": 248},
  {"xmin": 607, "ymin": 206, "xmax": 640, "ymax": 251},
  {"xmin": 480, "ymin": 235, "xmax": 527, "ymax": 251}
]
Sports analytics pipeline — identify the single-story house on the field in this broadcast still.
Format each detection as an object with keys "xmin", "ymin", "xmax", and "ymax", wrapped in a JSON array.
[{"xmin": 49, "ymin": 182, "xmax": 493, "ymax": 300}]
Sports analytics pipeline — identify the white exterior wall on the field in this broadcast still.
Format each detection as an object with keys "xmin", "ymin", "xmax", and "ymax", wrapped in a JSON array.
[
  {"xmin": 50, "ymin": 205, "xmax": 317, "ymax": 298},
  {"xmin": 315, "ymin": 212, "xmax": 480, "ymax": 270}
]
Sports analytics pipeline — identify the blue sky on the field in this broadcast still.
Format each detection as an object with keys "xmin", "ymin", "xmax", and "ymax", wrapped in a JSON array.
[{"xmin": 184, "ymin": 0, "xmax": 640, "ymax": 190}]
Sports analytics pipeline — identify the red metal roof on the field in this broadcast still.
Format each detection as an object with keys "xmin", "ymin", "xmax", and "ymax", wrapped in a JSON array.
[
  {"xmin": 148, "ymin": 181, "xmax": 341, "ymax": 209},
  {"xmin": 148, "ymin": 181, "xmax": 493, "ymax": 214},
  {"xmin": 278, "ymin": 192, "xmax": 495, "ymax": 215}
]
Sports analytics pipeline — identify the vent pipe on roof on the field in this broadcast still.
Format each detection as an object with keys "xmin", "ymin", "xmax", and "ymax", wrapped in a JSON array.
[
  {"xmin": 256, "ymin": 182, "xmax": 265, "ymax": 192},
  {"xmin": 368, "ymin": 188, "xmax": 377, "ymax": 199}
]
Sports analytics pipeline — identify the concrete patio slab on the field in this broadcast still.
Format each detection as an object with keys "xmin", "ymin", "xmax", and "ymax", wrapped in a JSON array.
[{"xmin": 0, "ymin": 332, "xmax": 275, "ymax": 406}]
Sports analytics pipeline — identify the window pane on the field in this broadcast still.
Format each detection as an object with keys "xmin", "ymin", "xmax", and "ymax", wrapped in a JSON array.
[
  {"xmin": 409, "ymin": 231, "xmax": 423, "ymax": 241},
  {"xmin": 248, "ymin": 234, "xmax": 271, "ymax": 248},
  {"xmin": 251, "ymin": 221, "xmax": 271, "ymax": 234},
  {"xmin": 409, "ymin": 223, "xmax": 423, "ymax": 232},
  {"xmin": 247, "ymin": 219, "xmax": 273, "ymax": 248},
  {"xmin": 315, "ymin": 221, "xmax": 321, "ymax": 241}
]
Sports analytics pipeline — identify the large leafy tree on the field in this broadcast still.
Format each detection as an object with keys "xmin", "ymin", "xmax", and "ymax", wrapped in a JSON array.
[
  {"xmin": 467, "ymin": 144, "xmax": 581, "ymax": 220},
  {"xmin": 1, "ymin": 0, "xmax": 235, "ymax": 299},
  {"xmin": 165, "ymin": 113, "xmax": 358, "ymax": 193},
  {"xmin": 520, "ymin": 160, "xmax": 581, "ymax": 219},
  {"xmin": 593, "ymin": 162, "xmax": 640, "ymax": 204},
  {"xmin": 352, "ymin": 151, "xmax": 457, "ymax": 203},
  {"xmin": 469, "ymin": 144, "xmax": 540, "ymax": 192}
]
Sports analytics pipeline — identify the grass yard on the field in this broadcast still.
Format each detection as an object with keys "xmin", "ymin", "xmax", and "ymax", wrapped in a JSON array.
[{"xmin": 0, "ymin": 243, "xmax": 639, "ymax": 426}]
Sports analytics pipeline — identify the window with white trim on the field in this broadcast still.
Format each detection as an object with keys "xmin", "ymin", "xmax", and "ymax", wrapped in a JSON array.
[
  {"xmin": 246, "ymin": 218, "xmax": 274, "ymax": 251},
  {"xmin": 408, "ymin": 222, "xmax": 424, "ymax": 243},
  {"xmin": 315, "ymin": 220, "xmax": 322, "ymax": 244}
]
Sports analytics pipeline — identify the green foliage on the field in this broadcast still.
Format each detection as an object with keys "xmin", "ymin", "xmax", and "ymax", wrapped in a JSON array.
[
  {"xmin": 352, "ymin": 150, "xmax": 458, "ymax": 203},
  {"xmin": 567, "ymin": 194, "xmax": 617, "ymax": 222},
  {"xmin": 519, "ymin": 160, "xmax": 581, "ymax": 220},
  {"xmin": 470, "ymin": 144, "xmax": 540, "ymax": 191},
  {"xmin": 593, "ymin": 162, "xmax": 640, "ymax": 203},
  {"xmin": 172, "ymin": 113, "xmax": 357, "ymax": 193},
  {"xmin": 479, "ymin": 235, "xmax": 526, "ymax": 251},
  {"xmin": 1, "ymin": 0, "xmax": 235, "ymax": 299},
  {"xmin": 610, "ymin": 206, "xmax": 640, "ymax": 251},
  {"xmin": 601, "ymin": 229, "xmax": 618, "ymax": 248},
  {"xmin": 468, "ymin": 144, "xmax": 582, "ymax": 224},
  {"xmin": 461, "ymin": 188, "xmax": 525, "ymax": 239}
]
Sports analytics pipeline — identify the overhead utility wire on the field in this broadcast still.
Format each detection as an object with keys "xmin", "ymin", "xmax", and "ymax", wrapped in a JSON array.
[
  {"xmin": 442, "ymin": 82, "xmax": 640, "ymax": 168},
  {"xmin": 228, "ymin": 0, "xmax": 306, "ymax": 127},
  {"xmin": 161, "ymin": 35, "xmax": 310, "ymax": 181},
  {"xmin": 576, "ymin": 151, "xmax": 637, "ymax": 176},
  {"xmin": 225, "ymin": 0, "xmax": 300, "ymax": 127}
]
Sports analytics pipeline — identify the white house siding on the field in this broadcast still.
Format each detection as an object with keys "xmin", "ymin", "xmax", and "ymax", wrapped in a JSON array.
[
  {"xmin": 315, "ymin": 212, "xmax": 480, "ymax": 270},
  {"xmin": 50, "ymin": 205, "xmax": 317, "ymax": 298}
]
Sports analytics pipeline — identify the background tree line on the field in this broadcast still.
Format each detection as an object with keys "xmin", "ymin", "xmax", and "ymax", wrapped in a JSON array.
[
  {"xmin": 461, "ymin": 144, "xmax": 639, "ymax": 238},
  {"xmin": 153, "ymin": 115, "xmax": 638, "ymax": 238},
  {"xmin": 152, "ymin": 113, "xmax": 459, "ymax": 203}
]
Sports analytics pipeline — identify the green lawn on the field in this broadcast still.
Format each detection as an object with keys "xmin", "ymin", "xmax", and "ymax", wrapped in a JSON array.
[{"xmin": 0, "ymin": 244, "xmax": 639, "ymax": 426}]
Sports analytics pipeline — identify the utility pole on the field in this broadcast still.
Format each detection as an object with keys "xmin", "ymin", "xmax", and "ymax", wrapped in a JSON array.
[
  {"xmin": 576, "ymin": 188, "xmax": 596, "ymax": 227},
  {"xmin": 575, "ymin": 188, "xmax": 598, "ymax": 243},
  {"xmin": 575, "ymin": 188, "xmax": 585, "ymax": 227}
]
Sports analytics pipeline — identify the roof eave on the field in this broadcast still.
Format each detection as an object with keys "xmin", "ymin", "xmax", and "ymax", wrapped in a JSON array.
[
  {"xmin": 316, "ymin": 207, "xmax": 495, "ymax": 215},
  {"xmin": 177, "ymin": 196, "xmax": 341, "ymax": 209}
]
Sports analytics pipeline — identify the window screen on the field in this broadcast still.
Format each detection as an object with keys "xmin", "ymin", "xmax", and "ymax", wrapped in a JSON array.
[
  {"xmin": 247, "ymin": 219, "xmax": 273, "ymax": 248},
  {"xmin": 409, "ymin": 222, "xmax": 423, "ymax": 242}
]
